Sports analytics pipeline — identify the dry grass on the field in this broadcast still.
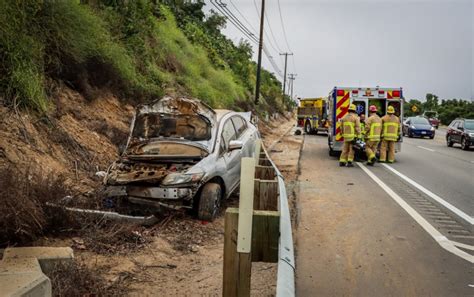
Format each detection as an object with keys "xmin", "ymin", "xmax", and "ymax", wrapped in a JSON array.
[
  {"xmin": 47, "ymin": 261, "xmax": 129, "ymax": 297},
  {"xmin": 0, "ymin": 166, "xmax": 70, "ymax": 246}
]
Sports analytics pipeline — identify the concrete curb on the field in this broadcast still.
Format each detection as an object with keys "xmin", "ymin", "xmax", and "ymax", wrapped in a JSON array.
[{"xmin": 0, "ymin": 247, "xmax": 74, "ymax": 297}]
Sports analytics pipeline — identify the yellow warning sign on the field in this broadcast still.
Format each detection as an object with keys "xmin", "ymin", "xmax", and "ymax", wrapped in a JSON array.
[{"xmin": 411, "ymin": 105, "xmax": 418, "ymax": 113}]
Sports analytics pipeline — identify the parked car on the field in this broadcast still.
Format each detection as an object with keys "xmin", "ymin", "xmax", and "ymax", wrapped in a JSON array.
[
  {"xmin": 104, "ymin": 96, "xmax": 259, "ymax": 221},
  {"xmin": 422, "ymin": 111, "xmax": 440, "ymax": 129},
  {"xmin": 446, "ymin": 118, "xmax": 474, "ymax": 150},
  {"xmin": 402, "ymin": 116, "xmax": 435, "ymax": 139}
]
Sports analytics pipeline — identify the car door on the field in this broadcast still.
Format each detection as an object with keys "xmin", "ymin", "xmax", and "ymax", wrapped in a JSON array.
[
  {"xmin": 456, "ymin": 121, "xmax": 464, "ymax": 143},
  {"xmin": 231, "ymin": 115, "xmax": 255, "ymax": 158},
  {"xmin": 220, "ymin": 118, "xmax": 241, "ymax": 194},
  {"xmin": 403, "ymin": 119, "xmax": 410, "ymax": 135}
]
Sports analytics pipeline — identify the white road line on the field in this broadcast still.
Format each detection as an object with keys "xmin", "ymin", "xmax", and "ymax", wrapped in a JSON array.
[
  {"xmin": 358, "ymin": 162, "xmax": 474, "ymax": 263},
  {"xmin": 451, "ymin": 241, "xmax": 474, "ymax": 251},
  {"xmin": 382, "ymin": 164, "xmax": 474, "ymax": 226},
  {"xmin": 417, "ymin": 146, "xmax": 435, "ymax": 152}
]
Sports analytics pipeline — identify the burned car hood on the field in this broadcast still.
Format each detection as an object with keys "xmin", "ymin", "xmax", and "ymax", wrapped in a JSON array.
[
  {"xmin": 126, "ymin": 96, "xmax": 216, "ymax": 151},
  {"xmin": 126, "ymin": 140, "xmax": 208, "ymax": 161}
]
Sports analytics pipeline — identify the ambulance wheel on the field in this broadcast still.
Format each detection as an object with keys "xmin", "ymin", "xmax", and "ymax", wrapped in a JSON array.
[
  {"xmin": 329, "ymin": 147, "xmax": 338, "ymax": 157},
  {"xmin": 305, "ymin": 121, "xmax": 312, "ymax": 134}
]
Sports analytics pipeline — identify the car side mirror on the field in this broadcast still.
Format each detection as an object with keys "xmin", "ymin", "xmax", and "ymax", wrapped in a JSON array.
[{"xmin": 228, "ymin": 140, "xmax": 243, "ymax": 151}]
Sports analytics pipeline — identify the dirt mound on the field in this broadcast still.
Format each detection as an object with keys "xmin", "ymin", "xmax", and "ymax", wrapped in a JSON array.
[{"xmin": 0, "ymin": 85, "xmax": 134, "ymax": 195}]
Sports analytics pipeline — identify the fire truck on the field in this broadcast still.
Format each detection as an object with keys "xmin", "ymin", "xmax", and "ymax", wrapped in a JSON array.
[
  {"xmin": 296, "ymin": 97, "xmax": 328, "ymax": 135},
  {"xmin": 327, "ymin": 87, "xmax": 404, "ymax": 156}
]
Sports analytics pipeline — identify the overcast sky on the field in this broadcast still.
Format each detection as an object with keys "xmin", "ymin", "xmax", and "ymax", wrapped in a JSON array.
[{"xmin": 203, "ymin": 0, "xmax": 473, "ymax": 101}]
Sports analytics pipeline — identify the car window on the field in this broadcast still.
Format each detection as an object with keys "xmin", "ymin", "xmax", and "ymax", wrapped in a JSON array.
[
  {"xmin": 465, "ymin": 120, "xmax": 474, "ymax": 130},
  {"xmin": 231, "ymin": 116, "xmax": 247, "ymax": 138},
  {"xmin": 221, "ymin": 119, "xmax": 237, "ymax": 150},
  {"xmin": 411, "ymin": 117, "xmax": 429, "ymax": 125}
]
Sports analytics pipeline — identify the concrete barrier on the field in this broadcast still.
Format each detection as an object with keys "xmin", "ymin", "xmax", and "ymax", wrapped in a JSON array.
[{"xmin": 0, "ymin": 247, "xmax": 74, "ymax": 297}]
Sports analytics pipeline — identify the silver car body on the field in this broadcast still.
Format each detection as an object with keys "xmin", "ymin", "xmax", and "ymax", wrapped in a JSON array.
[{"xmin": 104, "ymin": 97, "xmax": 259, "ymax": 209}]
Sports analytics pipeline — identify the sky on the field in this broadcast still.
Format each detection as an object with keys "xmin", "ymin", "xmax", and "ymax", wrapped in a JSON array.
[{"xmin": 203, "ymin": 0, "xmax": 473, "ymax": 101}]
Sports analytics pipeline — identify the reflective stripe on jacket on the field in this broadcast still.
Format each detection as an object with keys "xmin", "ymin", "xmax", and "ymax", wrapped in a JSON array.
[
  {"xmin": 365, "ymin": 114, "xmax": 382, "ymax": 141},
  {"xmin": 341, "ymin": 113, "xmax": 360, "ymax": 142},
  {"xmin": 381, "ymin": 114, "xmax": 400, "ymax": 141}
]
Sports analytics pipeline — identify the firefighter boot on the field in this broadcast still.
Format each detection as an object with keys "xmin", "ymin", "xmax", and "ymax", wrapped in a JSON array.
[
  {"xmin": 339, "ymin": 162, "xmax": 346, "ymax": 167},
  {"xmin": 347, "ymin": 161, "xmax": 354, "ymax": 167}
]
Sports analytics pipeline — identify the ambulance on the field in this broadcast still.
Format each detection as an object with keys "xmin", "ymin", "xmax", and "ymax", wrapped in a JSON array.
[{"xmin": 327, "ymin": 87, "xmax": 404, "ymax": 156}]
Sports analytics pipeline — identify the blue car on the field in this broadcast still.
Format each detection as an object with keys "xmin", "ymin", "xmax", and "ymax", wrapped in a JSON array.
[{"xmin": 402, "ymin": 116, "xmax": 435, "ymax": 139}]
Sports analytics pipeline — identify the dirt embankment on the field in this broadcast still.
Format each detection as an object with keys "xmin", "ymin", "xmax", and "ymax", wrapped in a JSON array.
[
  {"xmin": 0, "ymin": 91, "xmax": 301, "ymax": 295},
  {"xmin": 0, "ymin": 85, "xmax": 133, "ymax": 195}
]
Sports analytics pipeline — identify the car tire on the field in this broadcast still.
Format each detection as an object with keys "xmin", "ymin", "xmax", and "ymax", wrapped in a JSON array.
[
  {"xmin": 461, "ymin": 137, "xmax": 470, "ymax": 150},
  {"xmin": 408, "ymin": 131, "xmax": 413, "ymax": 138},
  {"xmin": 305, "ymin": 121, "xmax": 312, "ymax": 134},
  {"xmin": 295, "ymin": 129, "xmax": 302, "ymax": 136},
  {"xmin": 197, "ymin": 183, "xmax": 222, "ymax": 221},
  {"xmin": 446, "ymin": 135, "xmax": 454, "ymax": 147},
  {"xmin": 429, "ymin": 135, "xmax": 434, "ymax": 139}
]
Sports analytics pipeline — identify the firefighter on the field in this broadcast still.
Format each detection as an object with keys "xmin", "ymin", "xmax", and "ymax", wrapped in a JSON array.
[
  {"xmin": 339, "ymin": 104, "xmax": 360, "ymax": 167},
  {"xmin": 380, "ymin": 105, "xmax": 400, "ymax": 163},
  {"xmin": 365, "ymin": 105, "xmax": 382, "ymax": 166}
]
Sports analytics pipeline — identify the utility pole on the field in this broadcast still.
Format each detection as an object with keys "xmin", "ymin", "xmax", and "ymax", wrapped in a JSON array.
[
  {"xmin": 254, "ymin": 0, "xmax": 265, "ymax": 105},
  {"xmin": 279, "ymin": 52, "xmax": 293, "ymax": 97},
  {"xmin": 288, "ymin": 73, "xmax": 297, "ymax": 100}
]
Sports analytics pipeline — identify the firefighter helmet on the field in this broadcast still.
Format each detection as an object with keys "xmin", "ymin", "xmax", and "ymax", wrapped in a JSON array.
[
  {"xmin": 387, "ymin": 106, "xmax": 395, "ymax": 114},
  {"xmin": 369, "ymin": 105, "xmax": 378, "ymax": 112},
  {"xmin": 348, "ymin": 104, "xmax": 357, "ymax": 112}
]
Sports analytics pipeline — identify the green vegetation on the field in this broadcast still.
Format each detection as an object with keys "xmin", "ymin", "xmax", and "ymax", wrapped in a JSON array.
[
  {"xmin": 404, "ymin": 93, "xmax": 474, "ymax": 124},
  {"xmin": 0, "ymin": 0, "xmax": 291, "ymax": 114}
]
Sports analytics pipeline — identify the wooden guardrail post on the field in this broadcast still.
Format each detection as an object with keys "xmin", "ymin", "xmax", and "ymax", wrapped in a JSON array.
[
  {"xmin": 223, "ymin": 158, "xmax": 255, "ymax": 297},
  {"xmin": 253, "ymin": 179, "xmax": 279, "ymax": 211}
]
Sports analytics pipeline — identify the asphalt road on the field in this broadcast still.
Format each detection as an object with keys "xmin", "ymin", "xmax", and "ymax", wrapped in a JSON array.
[
  {"xmin": 396, "ymin": 127, "xmax": 473, "ymax": 217},
  {"xmin": 296, "ymin": 133, "xmax": 473, "ymax": 296}
]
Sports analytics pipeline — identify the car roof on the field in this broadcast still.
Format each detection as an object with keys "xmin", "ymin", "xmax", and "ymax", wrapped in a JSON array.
[{"xmin": 214, "ymin": 109, "xmax": 232, "ymax": 121}]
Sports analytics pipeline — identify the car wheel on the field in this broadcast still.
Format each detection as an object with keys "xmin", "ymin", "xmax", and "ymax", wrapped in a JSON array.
[
  {"xmin": 197, "ymin": 183, "xmax": 222, "ymax": 221},
  {"xmin": 429, "ymin": 135, "xmax": 434, "ymax": 139},
  {"xmin": 408, "ymin": 131, "xmax": 413, "ymax": 138},
  {"xmin": 461, "ymin": 137, "xmax": 469, "ymax": 150},
  {"xmin": 305, "ymin": 121, "xmax": 312, "ymax": 134},
  {"xmin": 295, "ymin": 129, "xmax": 302, "ymax": 135}
]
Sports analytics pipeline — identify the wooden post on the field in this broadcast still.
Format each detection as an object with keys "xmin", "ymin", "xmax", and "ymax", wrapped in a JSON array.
[
  {"xmin": 254, "ymin": 139, "xmax": 262, "ymax": 165},
  {"xmin": 223, "ymin": 208, "xmax": 252, "ymax": 297},
  {"xmin": 255, "ymin": 165, "xmax": 276, "ymax": 180},
  {"xmin": 251, "ymin": 210, "xmax": 280, "ymax": 263},
  {"xmin": 223, "ymin": 209, "xmax": 280, "ymax": 296},
  {"xmin": 259, "ymin": 158, "xmax": 271, "ymax": 166},
  {"xmin": 253, "ymin": 180, "xmax": 279, "ymax": 211}
]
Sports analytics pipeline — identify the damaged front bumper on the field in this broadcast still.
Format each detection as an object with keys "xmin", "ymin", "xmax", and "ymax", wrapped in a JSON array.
[{"xmin": 106, "ymin": 185, "xmax": 197, "ymax": 210}]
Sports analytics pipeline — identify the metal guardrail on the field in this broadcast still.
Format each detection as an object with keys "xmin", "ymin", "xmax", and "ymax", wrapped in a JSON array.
[{"xmin": 263, "ymin": 147, "xmax": 296, "ymax": 297}]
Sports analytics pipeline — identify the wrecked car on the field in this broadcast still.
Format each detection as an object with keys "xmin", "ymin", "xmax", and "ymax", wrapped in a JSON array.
[{"xmin": 104, "ymin": 96, "xmax": 259, "ymax": 221}]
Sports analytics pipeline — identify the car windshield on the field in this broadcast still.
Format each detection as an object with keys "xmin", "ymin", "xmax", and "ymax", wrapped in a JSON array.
[
  {"xmin": 424, "ymin": 111, "xmax": 437, "ymax": 118},
  {"xmin": 411, "ymin": 117, "xmax": 430, "ymax": 125},
  {"xmin": 465, "ymin": 120, "xmax": 474, "ymax": 130},
  {"xmin": 132, "ymin": 113, "xmax": 211, "ymax": 141}
]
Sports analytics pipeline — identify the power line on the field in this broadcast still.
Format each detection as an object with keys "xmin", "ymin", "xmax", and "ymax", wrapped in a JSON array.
[
  {"xmin": 210, "ymin": 0, "xmax": 283, "ymax": 77},
  {"xmin": 276, "ymin": 0, "xmax": 296, "ymax": 73},
  {"xmin": 276, "ymin": 0, "xmax": 292, "ymax": 52}
]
